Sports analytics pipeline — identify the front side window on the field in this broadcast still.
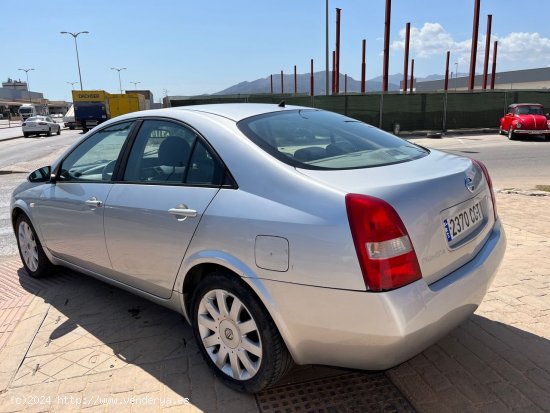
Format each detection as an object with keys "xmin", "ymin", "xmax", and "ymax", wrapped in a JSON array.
[
  {"xmin": 238, "ymin": 110, "xmax": 429, "ymax": 170},
  {"xmin": 58, "ymin": 121, "xmax": 133, "ymax": 182}
]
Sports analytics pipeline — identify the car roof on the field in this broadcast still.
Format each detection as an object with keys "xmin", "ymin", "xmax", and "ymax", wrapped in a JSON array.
[
  {"xmin": 509, "ymin": 103, "xmax": 543, "ymax": 107},
  {"xmin": 167, "ymin": 103, "xmax": 312, "ymax": 122}
]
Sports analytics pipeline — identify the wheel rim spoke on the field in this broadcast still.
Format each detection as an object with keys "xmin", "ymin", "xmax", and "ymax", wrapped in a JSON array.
[
  {"xmin": 241, "ymin": 337, "xmax": 262, "ymax": 357},
  {"xmin": 204, "ymin": 299, "xmax": 220, "ymax": 320},
  {"xmin": 237, "ymin": 349, "xmax": 257, "ymax": 376},
  {"xmin": 229, "ymin": 351, "xmax": 241, "ymax": 379},
  {"xmin": 229, "ymin": 298, "xmax": 243, "ymax": 321},
  {"xmin": 238, "ymin": 319, "xmax": 256, "ymax": 335},
  {"xmin": 202, "ymin": 333, "xmax": 220, "ymax": 349},
  {"xmin": 198, "ymin": 314, "xmax": 217, "ymax": 332},
  {"xmin": 215, "ymin": 346, "xmax": 228, "ymax": 369},
  {"xmin": 215, "ymin": 290, "xmax": 229, "ymax": 317}
]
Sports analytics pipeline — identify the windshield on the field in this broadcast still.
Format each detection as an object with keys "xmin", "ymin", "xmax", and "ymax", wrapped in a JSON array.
[
  {"xmin": 19, "ymin": 108, "xmax": 33, "ymax": 113},
  {"xmin": 516, "ymin": 105, "xmax": 544, "ymax": 115},
  {"xmin": 237, "ymin": 110, "xmax": 429, "ymax": 170},
  {"xmin": 26, "ymin": 116, "xmax": 45, "ymax": 122}
]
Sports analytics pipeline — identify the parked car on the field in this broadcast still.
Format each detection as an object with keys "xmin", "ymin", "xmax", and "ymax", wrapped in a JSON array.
[
  {"xmin": 22, "ymin": 116, "xmax": 61, "ymax": 137},
  {"xmin": 11, "ymin": 104, "xmax": 506, "ymax": 393},
  {"xmin": 51, "ymin": 114, "xmax": 64, "ymax": 123},
  {"xmin": 499, "ymin": 103, "xmax": 550, "ymax": 140}
]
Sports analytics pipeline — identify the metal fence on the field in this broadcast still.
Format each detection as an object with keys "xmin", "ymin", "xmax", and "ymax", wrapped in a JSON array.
[{"xmin": 169, "ymin": 90, "xmax": 550, "ymax": 132}]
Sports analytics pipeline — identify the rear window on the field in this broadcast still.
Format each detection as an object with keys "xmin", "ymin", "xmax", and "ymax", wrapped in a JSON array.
[{"xmin": 237, "ymin": 110, "xmax": 429, "ymax": 170}]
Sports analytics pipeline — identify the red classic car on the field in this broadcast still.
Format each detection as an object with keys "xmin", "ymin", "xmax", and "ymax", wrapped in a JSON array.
[{"xmin": 499, "ymin": 103, "xmax": 550, "ymax": 140}]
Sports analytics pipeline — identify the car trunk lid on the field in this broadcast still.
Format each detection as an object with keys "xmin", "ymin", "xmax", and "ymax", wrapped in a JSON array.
[{"xmin": 297, "ymin": 150, "xmax": 496, "ymax": 286}]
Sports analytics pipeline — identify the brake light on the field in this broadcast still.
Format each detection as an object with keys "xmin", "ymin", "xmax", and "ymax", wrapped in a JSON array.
[
  {"xmin": 472, "ymin": 159, "xmax": 498, "ymax": 220},
  {"xmin": 346, "ymin": 194, "xmax": 422, "ymax": 291}
]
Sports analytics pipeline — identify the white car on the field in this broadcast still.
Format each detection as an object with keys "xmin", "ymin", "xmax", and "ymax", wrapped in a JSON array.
[{"xmin": 22, "ymin": 116, "xmax": 61, "ymax": 137}]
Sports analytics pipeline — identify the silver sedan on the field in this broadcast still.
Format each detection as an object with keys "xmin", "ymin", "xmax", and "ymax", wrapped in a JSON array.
[
  {"xmin": 10, "ymin": 104, "xmax": 506, "ymax": 392},
  {"xmin": 22, "ymin": 115, "xmax": 61, "ymax": 137}
]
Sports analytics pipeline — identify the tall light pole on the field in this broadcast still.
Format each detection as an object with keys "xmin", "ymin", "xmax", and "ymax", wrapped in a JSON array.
[
  {"xmin": 111, "ymin": 67, "xmax": 127, "ymax": 94},
  {"xmin": 67, "ymin": 81, "xmax": 79, "ymax": 100},
  {"xmin": 455, "ymin": 62, "xmax": 458, "ymax": 92},
  {"xmin": 18, "ymin": 68, "xmax": 34, "ymax": 102},
  {"xmin": 130, "ymin": 81, "xmax": 141, "ymax": 89},
  {"xmin": 60, "ymin": 31, "xmax": 89, "ymax": 90}
]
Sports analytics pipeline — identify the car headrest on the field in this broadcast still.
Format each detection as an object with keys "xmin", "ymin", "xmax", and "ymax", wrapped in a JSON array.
[
  {"xmin": 158, "ymin": 136, "xmax": 191, "ymax": 167},
  {"xmin": 294, "ymin": 146, "xmax": 327, "ymax": 162}
]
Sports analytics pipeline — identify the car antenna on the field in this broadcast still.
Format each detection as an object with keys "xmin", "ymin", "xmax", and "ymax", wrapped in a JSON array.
[{"xmin": 278, "ymin": 100, "xmax": 285, "ymax": 108}]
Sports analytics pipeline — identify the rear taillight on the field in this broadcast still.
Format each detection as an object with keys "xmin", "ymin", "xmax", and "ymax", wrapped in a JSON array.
[
  {"xmin": 345, "ymin": 194, "xmax": 422, "ymax": 292},
  {"xmin": 472, "ymin": 159, "xmax": 498, "ymax": 220}
]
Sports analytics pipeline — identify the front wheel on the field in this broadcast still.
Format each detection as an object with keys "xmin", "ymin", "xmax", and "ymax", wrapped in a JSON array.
[
  {"xmin": 190, "ymin": 273, "xmax": 293, "ymax": 393},
  {"xmin": 47, "ymin": 128, "xmax": 52, "ymax": 137},
  {"xmin": 56, "ymin": 126, "xmax": 61, "ymax": 135},
  {"xmin": 23, "ymin": 132, "xmax": 29, "ymax": 138},
  {"xmin": 15, "ymin": 214, "xmax": 53, "ymax": 278},
  {"xmin": 508, "ymin": 127, "xmax": 516, "ymax": 140}
]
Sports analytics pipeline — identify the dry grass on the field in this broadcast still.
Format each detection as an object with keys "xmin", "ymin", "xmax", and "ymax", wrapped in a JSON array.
[{"xmin": 535, "ymin": 185, "xmax": 550, "ymax": 192}]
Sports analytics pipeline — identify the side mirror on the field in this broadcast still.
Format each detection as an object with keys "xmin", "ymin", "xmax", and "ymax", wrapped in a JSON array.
[{"xmin": 28, "ymin": 166, "xmax": 51, "ymax": 183}]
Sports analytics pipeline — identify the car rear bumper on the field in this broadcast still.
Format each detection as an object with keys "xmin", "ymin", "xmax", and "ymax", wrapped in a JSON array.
[
  {"xmin": 23, "ymin": 126, "xmax": 49, "ymax": 132},
  {"xmin": 260, "ymin": 219, "xmax": 506, "ymax": 370}
]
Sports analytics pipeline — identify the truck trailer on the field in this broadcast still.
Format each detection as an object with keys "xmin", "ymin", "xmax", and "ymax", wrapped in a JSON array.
[{"xmin": 72, "ymin": 90, "xmax": 146, "ymax": 132}]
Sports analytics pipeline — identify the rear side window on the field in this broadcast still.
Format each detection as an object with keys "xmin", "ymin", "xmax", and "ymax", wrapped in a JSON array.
[
  {"xmin": 237, "ymin": 110, "xmax": 428, "ymax": 170},
  {"xmin": 123, "ymin": 119, "xmax": 227, "ymax": 186}
]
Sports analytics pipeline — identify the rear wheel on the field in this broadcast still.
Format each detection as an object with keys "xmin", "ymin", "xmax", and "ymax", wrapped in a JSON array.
[
  {"xmin": 190, "ymin": 273, "xmax": 293, "ymax": 393},
  {"xmin": 15, "ymin": 214, "xmax": 53, "ymax": 278},
  {"xmin": 508, "ymin": 127, "xmax": 516, "ymax": 140}
]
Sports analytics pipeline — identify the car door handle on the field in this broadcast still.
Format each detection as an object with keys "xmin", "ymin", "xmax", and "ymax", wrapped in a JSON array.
[
  {"xmin": 85, "ymin": 197, "xmax": 103, "ymax": 208},
  {"xmin": 168, "ymin": 205, "xmax": 197, "ymax": 218}
]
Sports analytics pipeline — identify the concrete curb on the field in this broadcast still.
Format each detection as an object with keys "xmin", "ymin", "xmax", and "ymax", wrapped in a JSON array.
[
  {"xmin": 399, "ymin": 128, "xmax": 500, "ymax": 139},
  {"xmin": 496, "ymin": 188, "xmax": 550, "ymax": 197}
]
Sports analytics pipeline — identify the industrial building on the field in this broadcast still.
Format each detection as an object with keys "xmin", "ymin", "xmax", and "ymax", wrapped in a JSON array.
[
  {"xmin": 1, "ymin": 78, "xmax": 70, "ymax": 117},
  {"xmin": 415, "ymin": 67, "xmax": 550, "ymax": 92}
]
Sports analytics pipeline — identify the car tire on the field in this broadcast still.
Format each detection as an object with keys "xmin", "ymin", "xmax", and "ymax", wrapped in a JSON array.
[
  {"xmin": 15, "ymin": 214, "xmax": 53, "ymax": 278},
  {"xmin": 508, "ymin": 127, "xmax": 516, "ymax": 140},
  {"xmin": 23, "ymin": 133, "xmax": 29, "ymax": 138},
  {"xmin": 190, "ymin": 272, "xmax": 293, "ymax": 393},
  {"xmin": 69, "ymin": 126, "xmax": 75, "ymax": 130},
  {"xmin": 47, "ymin": 128, "xmax": 52, "ymax": 137},
  {"xmin": 57, "ymin": 126, "xmax": 61, "ymax": 135}
]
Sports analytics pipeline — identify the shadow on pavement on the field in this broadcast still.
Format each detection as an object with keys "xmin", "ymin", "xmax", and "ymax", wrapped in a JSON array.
[{"xmin": 15, "ymin": 265, "xmax": 413, "ymax": 412}]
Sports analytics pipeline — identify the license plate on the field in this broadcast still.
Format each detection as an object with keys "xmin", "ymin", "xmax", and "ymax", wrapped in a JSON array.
[{"xmin": 443, "ymin": 200, "xmax": 483, "ymax": 242}]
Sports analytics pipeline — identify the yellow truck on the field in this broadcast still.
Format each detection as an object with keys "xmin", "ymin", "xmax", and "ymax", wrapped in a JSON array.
[{"xmin": 72, "ymin": 90, "xmax": 146, "ymax": 131}]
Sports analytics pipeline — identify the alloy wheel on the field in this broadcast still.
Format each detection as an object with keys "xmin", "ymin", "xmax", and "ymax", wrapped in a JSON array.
[
  {"xmin": 18, "ymin": 221, "xmax": 39, "ymax": 272},
  {"xmin": 197, "ymin": 289, "xmax": 263, "ymax": 380}
]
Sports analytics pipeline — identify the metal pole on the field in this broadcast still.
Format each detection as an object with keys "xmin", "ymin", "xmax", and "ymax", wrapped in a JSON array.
[
  {"xmin": 281, "ymin": 70, "xmax": 284, "ymax": 95},
  {"xmin": 335, "ymin": 8, "xmax": 341, "ymax": 95},
  {"xmin": 409, "ymin": 59, "xmax": 414, "ymax": 94},
  {"xmin": 18, "ymin": 68, "xmax": 34, "ymax": 102},
  {"xmin": 455, "ymin": 62, "xmax": 458, "ymax": 91},
  {"xmin": 444, "ymin": 51, "xmax": 450, "ymax": 91},
  {"xmin": 332, "ymin": 50, "xmax": 336, "ymax": 95},
  {"xmin": 270, "ymin": 75, "xmax": 273, "ymax": 95},
  {"xmin": 468, "ymin": 0, "xmax": 481, "ymax": 90},
  {"xmin": 111, "ymin": 68, "xmax": 126, "ymax": 94},
  {"xmin": 482, "ymin": 14, "xmax": 492, "ymax": 90},
  {"xmin": 490, "ymin": 41, "xmax": 498, "ymax": 90},
  {"xmin": 382, "ymin": 0, "xmax": 391, "ymax": 92},
  {"xmin": 361, "ymin": 39, "xmax": 366, "ymax": 94},
  {"xmin": 325, "ymin": 0, "xmax": 329, "ymax": 96},
  {"xmin": 310, "ymin": 59, "xmax": 314, "ymax": 97},
  {"xmin": 294, "ymin": 65, "xmax": 297, "ymax": 95},
  {"xmin": 61, "ymin": 32, "xmax": 89, "ymax": 90},
  {"xmin": 403, "ymin": 22, "xmax": 410, "ymax": 94},
  {"xmin": 344, "ymin": 74, "xmax": 347, "ymax": 95}
]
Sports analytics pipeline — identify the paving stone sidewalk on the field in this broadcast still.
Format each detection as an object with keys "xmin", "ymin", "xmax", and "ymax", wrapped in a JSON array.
[{"xmin": 0, "ymin": 193, "xmax": 548, "ymax": 412}]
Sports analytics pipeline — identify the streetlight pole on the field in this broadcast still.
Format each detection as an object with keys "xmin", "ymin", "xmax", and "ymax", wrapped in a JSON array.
[
  {"xmin": 455, "ymin": 62, "xmax": 458, "ymax": 92},
  {"xmin": 60, "ymin": 31, "xmax": 89, "ymax": 90},
  {"xmin": 111, "ymin": 67, "xmax": 127, "ymax": 94},
  {"xmin": 130, "ymin": 81, "xmax": 141, "ymax": 89},
  {"xmin": 18, "ymin": 68, "xmax": 34, "ymax": 102},
  {"xmin": 67, "ymin": 81, "xmax": 79, "ymax": 100},
  {"xmin": 325, "ymin": 0, "xmax": 329, "ymax": 96}
]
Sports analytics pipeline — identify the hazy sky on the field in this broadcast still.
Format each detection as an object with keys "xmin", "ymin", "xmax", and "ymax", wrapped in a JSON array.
[{"xmin": 3, "ymin": 0, "xmax": 550, "ymax": 101}]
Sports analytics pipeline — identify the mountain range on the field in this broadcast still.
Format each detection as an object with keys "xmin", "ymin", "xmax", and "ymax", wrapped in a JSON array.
[{"xmin": 212, "ymin": 72, "xmax": 466, "ymax": 95}]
